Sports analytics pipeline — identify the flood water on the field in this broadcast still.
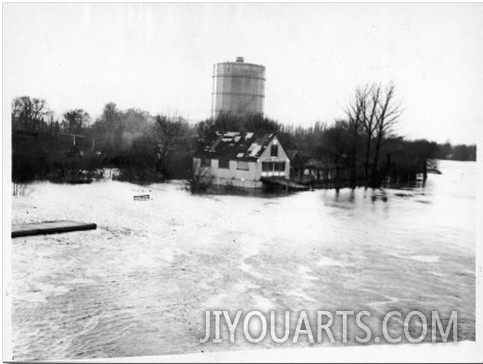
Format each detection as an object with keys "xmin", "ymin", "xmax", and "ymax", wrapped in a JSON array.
[{"xmin": 10, "ymin": 160, "xmax": 475, "ymax": 360}]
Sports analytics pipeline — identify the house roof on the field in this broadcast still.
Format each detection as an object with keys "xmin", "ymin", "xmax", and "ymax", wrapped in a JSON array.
[{"xmin": 195, "ymin": 131, "xmax": 276, "ymax": 161}]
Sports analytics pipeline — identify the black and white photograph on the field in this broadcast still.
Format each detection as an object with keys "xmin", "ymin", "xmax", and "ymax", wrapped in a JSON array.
[{"xmin": 2, "ymin": 2, "xmax": 482, "ymax": 362}]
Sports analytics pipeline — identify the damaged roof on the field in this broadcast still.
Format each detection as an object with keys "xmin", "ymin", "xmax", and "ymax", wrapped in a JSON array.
[{"xmin": 195, "ymin": 131, "xmax": 276, "ymax": 161}]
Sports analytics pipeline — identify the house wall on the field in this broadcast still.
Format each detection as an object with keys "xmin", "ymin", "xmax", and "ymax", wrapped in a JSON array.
[
  {"xmin": 193, "ymin": 157, "xmax": 263, "ymax": 188},
  {"xmin": 214, "ymin": 177, "xmax": 263, "ymax": 189},
  {"xmin": 258, "ymin": 137, "xmax": 290, "ymax": 179},
  {"xmin": 210, "ymin": 159, "xmax": 258, "ymax": 181}
]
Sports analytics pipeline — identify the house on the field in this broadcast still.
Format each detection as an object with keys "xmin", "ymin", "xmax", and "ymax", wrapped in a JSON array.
[
  {"xmin": 193, "ymin": 131, "xmax": 290, "ymax": 188},
  {"xmin": 303, "ymin": 157, "xmax": 348, "ymax": 185}
]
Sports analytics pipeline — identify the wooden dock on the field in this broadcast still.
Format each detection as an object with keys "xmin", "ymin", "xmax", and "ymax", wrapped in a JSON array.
[
  {"xmin": 261, "ymin": 177, "xmax": 309, "ymax": 191},
  {"xmin": 12, "ymin": 220, "xmax": 97, "ymax": 238}
]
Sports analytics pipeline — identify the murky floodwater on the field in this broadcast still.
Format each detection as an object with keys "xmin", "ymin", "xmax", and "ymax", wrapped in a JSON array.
[{"xmin": 9, "ymin": 160, "xmax": 475, "ymax": 360}]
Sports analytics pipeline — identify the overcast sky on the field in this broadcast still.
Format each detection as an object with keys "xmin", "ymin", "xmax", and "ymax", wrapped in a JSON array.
[{"xmin": 3, "ymin": 3, "xmax": 482, "ymax": 144}]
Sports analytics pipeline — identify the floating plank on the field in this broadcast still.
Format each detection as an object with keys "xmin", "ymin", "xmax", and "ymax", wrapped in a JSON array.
[{"xmin": 12, "ymin": 220, "xmax": 97, "ymax": 238}]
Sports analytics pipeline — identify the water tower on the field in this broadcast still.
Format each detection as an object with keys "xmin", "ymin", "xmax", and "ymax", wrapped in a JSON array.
[{"xmin": 211, "ymin": 57, "xmax": 266, "ymax": 118}]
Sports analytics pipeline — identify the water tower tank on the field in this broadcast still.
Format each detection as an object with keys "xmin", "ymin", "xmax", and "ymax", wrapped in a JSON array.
[{"xmin": 211, "ymin": 57, "xmax": 266, "ymax": 118}]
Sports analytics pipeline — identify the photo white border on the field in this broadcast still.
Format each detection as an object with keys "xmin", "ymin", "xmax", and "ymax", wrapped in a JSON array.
[{"xmin": 2, "ymin": 2, "xmax": 482, "ymax": 363}]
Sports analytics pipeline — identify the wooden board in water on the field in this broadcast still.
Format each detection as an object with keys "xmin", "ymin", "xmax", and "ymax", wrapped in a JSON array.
[{"xmin": 12, "ymin": 220, "xmax": 97, "ymax": 238}]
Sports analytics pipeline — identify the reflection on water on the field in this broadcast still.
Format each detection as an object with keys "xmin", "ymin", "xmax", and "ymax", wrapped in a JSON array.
[{"xmin": 10, "ymin": 160, "xmax": 475, "ymax": 360}]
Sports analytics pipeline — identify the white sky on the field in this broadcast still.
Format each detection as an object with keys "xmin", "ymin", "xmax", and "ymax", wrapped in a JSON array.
[{"xmin": 3, "ymin": 3, "xmax": 483, "ymax": 144}]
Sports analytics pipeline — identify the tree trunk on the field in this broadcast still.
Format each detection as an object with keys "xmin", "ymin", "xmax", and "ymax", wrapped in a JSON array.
[
  {"xmin": 423, "ymin": 158, "xmax": 428, "ymax": 181},
  {"xmin": 371, "ymin": 135, "xmax": 382, "ymax": 188},
  {"xmin": 364, "ymin": 136, "xmax": 372, "ymax": 183},
  {"xmin": 351, "ymin": 129, "xmax": 358, "ymax": 189}
]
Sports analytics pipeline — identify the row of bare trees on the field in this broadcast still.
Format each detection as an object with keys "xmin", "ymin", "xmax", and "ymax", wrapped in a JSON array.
[
  {"xmin": 12, "ymin": 84, "xmax": 472, "ymax": 188},
  {"xmin": 12, "ymin": 97, "xmax": 101, "ymax": 183},
  {"xmin": 12, "ymin": 96, "xmax": 92, "ymax": 136},
  {"xmin": 11, "ymin": 96, "xmax": 48, "ymax": 132}
]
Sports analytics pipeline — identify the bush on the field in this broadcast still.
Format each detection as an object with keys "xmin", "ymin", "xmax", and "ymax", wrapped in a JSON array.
[{"xmin": 186, "ymin": 162, "xmax": 213, "ymax": 193}]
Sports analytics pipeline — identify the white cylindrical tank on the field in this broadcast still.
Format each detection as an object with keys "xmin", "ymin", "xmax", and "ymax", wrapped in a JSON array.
[{"xmin": 212, "ymin": 57, "xmax": 265, "ymax": 118}]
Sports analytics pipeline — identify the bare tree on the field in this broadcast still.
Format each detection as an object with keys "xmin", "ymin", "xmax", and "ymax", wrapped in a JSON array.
[
  {"xmin": 63, "ymin": 109, "xmax": 91, "ymax": 135},
  {"xmin": 371, "ymin": 84, "xmax": 402, "ymax": 186},
  {"xmin": 92, "ymin": 102, "xmax": 123, "ymax": 153},
  {"xmin": 187, "ymin": 158, "xmax": 213, "ymax": 193},
  {"xmin": 319, "ymin": 119, "xmax": 350, "ymax": 166},
  {"xmin": 11, "ymin": 96, "xmax": 49, "ymax": 132},
  {"xmin": 361, "ymin": 85, "xmax": 380, "ymax": 180},
  {"xmin": 344, "ymin": 83, "xmax": 402, "ymax": 187},
  {"xmin": 345, "ymin": 87, "xmax": 369, "ymax": 187},
  {"xmin": 152, "ymin": 115, "xmax": 193, "ymax": 179}
]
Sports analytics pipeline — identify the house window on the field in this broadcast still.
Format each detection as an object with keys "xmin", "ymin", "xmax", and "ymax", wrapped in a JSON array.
[
  {"xmin": 270, "ymin": 144, "xmax": 278, "ymax": 157},
  {"xmin": 201, "ymin": 158, "xmax": 211, "ymax": 167},
  {"xmin": 237, "ymin": 161, "xmax": 249, "ymax": 171},
  {"xmin": 279, "ymin": 162, "xmax": 285, "ymax": 171},
  {"xmin": 218, "ymin": 159, "xmax": 230, "ymax": 169}
]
